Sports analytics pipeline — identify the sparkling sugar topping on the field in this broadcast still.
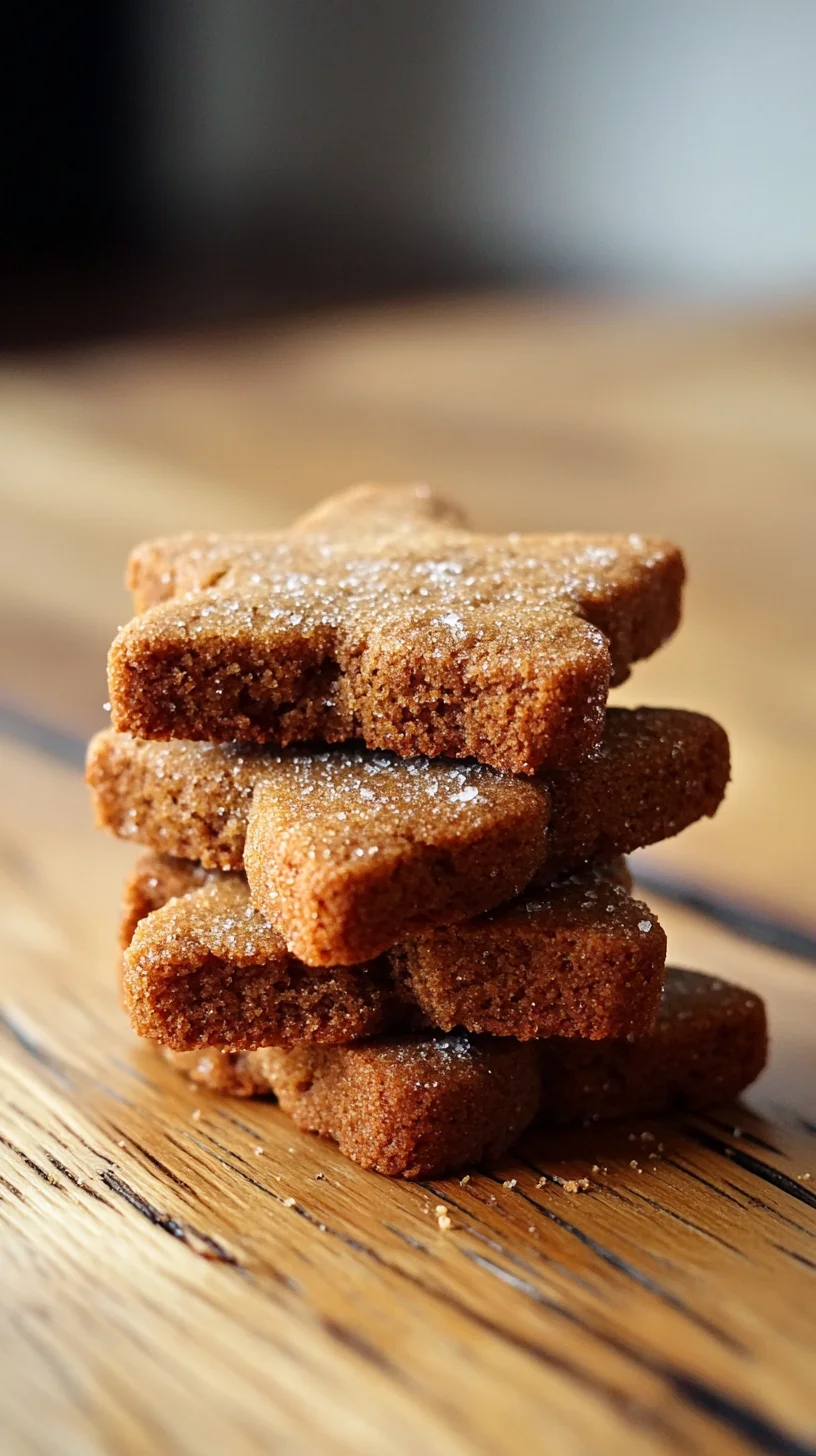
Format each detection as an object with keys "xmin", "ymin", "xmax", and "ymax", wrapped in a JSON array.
[
  {"xmin": 113, "ymin": 483, "xmax": 683, "ymax": 775},
  {"xmin": 250, "ymin": 743, "xmax": 547, "ymax": 862}
]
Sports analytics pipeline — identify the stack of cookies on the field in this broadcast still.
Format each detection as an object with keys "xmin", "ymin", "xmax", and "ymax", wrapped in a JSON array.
[{"xmin": 87, "ymin": 485, "xmax": 766, "ymax": 1177}]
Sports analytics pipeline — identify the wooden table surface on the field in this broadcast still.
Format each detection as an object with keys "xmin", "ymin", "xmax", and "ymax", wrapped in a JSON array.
[{"xmin": 1, "ymin": 296, "xmax": 815, "ymax": 1456}]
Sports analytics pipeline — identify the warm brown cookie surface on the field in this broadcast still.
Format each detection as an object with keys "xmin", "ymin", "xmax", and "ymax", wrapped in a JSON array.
[
  {"xmin": 109, "ymin": 483, "xmax": 684, "ymax": 774},
  {"xmin": 91, "ymin": 735, "xmax": 267, "ymax": 880},
  {"xmin": 539, "ymin": 705, "xmax": 730, "ymax": 877},
  {"xmin": 119, "ymin": 853, "xmax": 213, "ymax": 950},
  {"xmin": 245, "ymin": 750, "xmax": 548, "ymax": 966},
  {"xmin": 266, "ymin": 1035, "xmax": 544, "ymax": 1180},
  {"xmin": 171, "ymin": 1034, "xmax": 544, "ymax": 1179},
  {"xmin": 539, "ymin": 967, "xmax": 768, "ymax": 1124},
  {"xmin": 390, "ymin": 870, "xmax": 663, "ymax": 1043},
  {"xmin": 164, "ymin": 968, "xmax": 767, "ymax": 1177},
  {"xmin": 90, "ymin": 707, "xmax": 726, "ymax": 966},
  {"xmin": 90, "ymin": 706, "xmax": 727, "ymax": 965},
  {"xmin": 123, "ymin": 854, "xmax": 663, "ymax": 1048},
  {"xmin": 124, "ymin": 870, "xmax": 412, "ymax": 1051}
]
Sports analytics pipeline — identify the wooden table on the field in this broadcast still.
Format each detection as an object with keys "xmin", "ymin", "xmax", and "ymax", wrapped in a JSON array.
[{"xmin": 1, "ymin": 297, "xmax": 815, "ymax": 1456}]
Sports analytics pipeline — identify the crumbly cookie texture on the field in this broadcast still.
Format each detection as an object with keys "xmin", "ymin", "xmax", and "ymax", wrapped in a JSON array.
[
  {"xmin": 177, "ymin": 1034, "xmax": 544, "ymax": 1180},
  {"xmin": 89, "ymin": 705, "xmax": 727, "ymax": 966},
  {"xmin": 163, "ymin": 969, "xmax": 767, "ymax": 1177},
  {"xmin": 108, "ymin": 483, "xmax": 684, "ymax": 774},
  {"xmin": 122, "ymin": 868, "xmax": 412, "ymax": 1051},
  {"xmin": 122, "ymin": 854, "xmax": 663, "ymax": 1049},
  {"xmin": 537, "ymin": 968, "xmax": 768, "ymax": 1126}
]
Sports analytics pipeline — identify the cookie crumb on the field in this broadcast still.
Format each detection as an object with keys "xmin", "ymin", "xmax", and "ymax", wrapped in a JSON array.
[
  {"xmin": 282, "ymin": 1196, "xmax": 296, "ymax": 1208},
  {"xmin": 314, "ymin": 1171, "xmax": 326, "ymax": 1181},
  {"xmin": 591, "ymin": 1164, "xmax": 600, "ymax": 1173},
  {"xmin": 191, "ymin": 1108, "xmax": 201, "ymax": 1122},
  {"xmin": 536, "ymin": 1175, "xmax": 548, "ymax": 1187},
  {"xmin": 562, "ymin": 1177, "xmax": 590, "ymax": 1193},
  {"xmin": 459, "ymin": 1174, "xmax": 471, "ymax": 1186},
  {"xmin": 254, "ymin": 1145, "xmax": 264, "ymax": 1156},
  {"xmin": 503, "ymin": 1178, "xmax": 517, "ymax": 1190},
  {"xmin": 435, "ymin": 1204, "xmax": 452, "ymax": 1231}
]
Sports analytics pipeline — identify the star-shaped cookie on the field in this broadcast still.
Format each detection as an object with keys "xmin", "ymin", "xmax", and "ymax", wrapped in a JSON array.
[
  {"xmin": 108, "ymin": 483, "xmax": 684, "ymax": 774},
  {"xmin": 88, "ymin": 707, "xmax": 729, "ymax": 966},
  {"xmin": 163, "ymin": 969, "xmax": 767, "ymax": 1177},
  {"xmin": 122, "ymin": 853, "xmax": 664, "ymax": 1049}
]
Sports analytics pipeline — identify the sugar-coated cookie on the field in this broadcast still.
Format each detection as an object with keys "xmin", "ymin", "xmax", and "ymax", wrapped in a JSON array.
[
  {"xmin": 122, "ymin": 853, "xmax": 662, "ymax": 1048},
  {"xmin": 164, "ymin": 969, "xmax": 766, "ymax": 1177},
  {"xmin": 89, "ymin": 706, "xmax": 727, "ymax": 965},
  {"xmin": 108, "ymin": 483, "xmax": 684, "ymax": 774}
]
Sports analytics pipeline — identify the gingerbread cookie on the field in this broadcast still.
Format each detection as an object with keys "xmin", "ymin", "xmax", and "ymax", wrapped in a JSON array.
[
  {"xmin": 539, "ymin": 967, "xmax": 768, "ymax": 1125},
  {"xmin": 164, "ymin": 969, "xmax": 766, "ymax": 1177},
  {"xmin": 108, "ymin": 483, "xmax": 684, "ymax": 774},
  {"xmin": 89, "ymin": 706, "xmax": 727, "ymax": 965},
  {"xmin": 122, "ymin": 853, "xmax": 663, "ymax": 1048}
]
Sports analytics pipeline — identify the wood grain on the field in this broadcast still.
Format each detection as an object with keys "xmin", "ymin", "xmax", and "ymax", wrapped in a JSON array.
[{"xmin": 1, "ymin": 297, "xmax": 815, "ymax": 1454}]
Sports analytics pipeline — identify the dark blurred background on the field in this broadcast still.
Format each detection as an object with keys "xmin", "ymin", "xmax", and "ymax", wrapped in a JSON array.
[{"xmin": 5, "ymin": 0, "xmax": 816, "ymax": 349}]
